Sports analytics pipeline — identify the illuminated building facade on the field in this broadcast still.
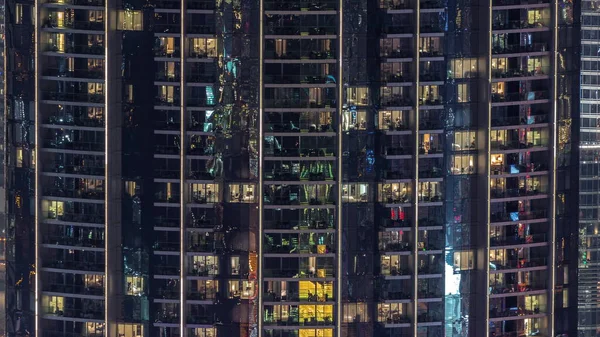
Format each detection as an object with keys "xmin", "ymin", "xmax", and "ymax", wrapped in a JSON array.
[{"xmin": 0, "ymin": 0, "xmax": 582, "ymax": 336}]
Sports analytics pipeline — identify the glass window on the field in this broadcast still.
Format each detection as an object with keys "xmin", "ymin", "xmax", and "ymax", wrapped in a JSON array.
[
  {"xmin": 228, "ymin": 184, "xmax": 255, "ymax": 203},
  {"xmin": 343, "ymin": 303, "xmax": 369, "ymax": 322},
  {"xmin": 118, "ymin": 323, "xmax": 144, "ymax": 337},
  {"xmin": 118, "ymin": 10, "xmax": 143, "ymax": 30},
  {"xmin": 125, "ymin": 275, "xmax": 145, "ymax": 295},
  {"xmin": 230, "ymin": 256, "xmax": 240, "ymax": 275},
  {"xmin": 453, "ymin": 251, "xmax": 474, "ymax": 271},
  {"xmin": 342, "ymin": 183, "xmax": 369, "ymax": 202}
]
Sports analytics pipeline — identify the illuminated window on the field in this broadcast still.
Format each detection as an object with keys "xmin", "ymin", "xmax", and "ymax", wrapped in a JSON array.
[
  {"xmin": 457, "ymin": 83, "xmax": 471, "ymax": 103},
  {"xmin": 190, "ymin": 38, "xmax": 217, "ymax": 57},
  {"xmin": 230, "ymin": 256, "xmax": 240, "ymax": 275},
  {"xmin": 126, "ymin": 84, "xmax": 133, "ymax": 103},
  {"xmin": 299, "ymin": 304, "xmax": 333, "ymax": 322},
  {"xmin": 346, "ymin": 87, "xmax": 369, "ymax": 106},
  {"xmin": 125, "ymin": 275, "xmax": 145, "ymax": 295},
  {"xmin": 118, "ymin": 323, "xmax": 143, "ymax": 337},
  {"xmin": 16, "ymin": 147, "xmax": 23, "ymax": 167},
  {"xmin": 15, "ymin": 4, "xmax": 23, "ymax": 24},
  {"xmin": 88, "ymin": 82, "xmax": 104, "ymax": 95},
  {"xmin": 377, "ymin": 303, "xmax": 406, "ymax": 322},
  {"xmin": 228, "ymin": 184, "xmax": 255, "ymax": 203},
  {"xmin": 47, "ymin": 200, "xmax": 65, "ymax": 218},
  {"xmin": 190, "ymin": 255, "xmax": 219, "ymax": 275},
  {"xmin": 342, "ymin": 183, "xmax": 369, "ymax": 202},
  {"xmin": 341, "ymin": 108, "xmax": 367, "ymax": 131},
  {"xmin": 299, "ymin": 329, "xmax": 333, "ymax": 337},
  {"xmin": 117, "ymin": 10, "xmax": 143, "ymax": 31},
  {"xmin": 43, "ymin": 295, "xmax": 64, "ymax": 314},
  {"xmin": 453, "ymin": 251, "xmax": 474, "ymax": 271},
  {"xmin": 228, "ymin": 280, "xmax": 255, "ymax": 299},
  {"xmin": 190, "ymin": 327, "xmax": 217, "ymax": 337},
  {"xmin": 343, "ymin": 303, "xmax": 368, "ymax": 322},
  {"xmin": 451, "ymin": 155, "xmax": 475, "ymax": 175},
  {"xmin": 449, "ymin": 58, "xmax": 477, "ymax": 78},
  {"xmin": 190, "ymin": 183, "xmax": 220, "ymax": 203},
  {"xmin": 299, "ymin": 281, "xmax": 333, "ymax": 302}
]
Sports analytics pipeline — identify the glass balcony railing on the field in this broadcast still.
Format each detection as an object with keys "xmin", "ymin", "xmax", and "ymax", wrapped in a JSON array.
[
  {"xmin": 264, "ymin": 219, "xmax": 334, "ymax": 230},
  {"xmin": 492, "ymin": 19, "xmax": 548, "ymax": 30},
  {"xmin": 491, "ymin": 114, "xmax": 549, "ymax": 126},
  {"xmin": 43, "ymin": 306, "xmax": 104, "ymax": 320},
  {"xmin": 265, "ymin": 26, "xmax": 336, "ymax": 36},
  {"xmin": 43, "ymin": 235, "xmax": 104, "ymax": 248},
  {"xmin": 491, "ymin": 137, "xmax": 549, "ymax": 150},
  {"xmin": 489, "ymin": 257, "xmax": 547, "ymax": 270},
  {"xmin": 490, "ymin": 233, "xmax": 547, "ymax": 246},
  {"xmin": 383, "ymin": 147, "xmax": 413, "ymax": 156},
  {"xmin": 492, "ymin": 43, "xmax": 548, "ymax": 54},
  {"xmin": 492, "ymin": 91, "xmax": 549, "ymax": 103},
  {"xmin": 43, "ymin": 260, "xmax": 104, "ymax": 272},
  {"xmin": 43, "ymin": 68, "xmax": 104, "ymax": 79},
  {"xmin": 42, "ymin": 19, "xmax": 104, "ymax": 31},
  {"xmin": 43, "ymin": 92, "xmax": 104, "ymax": 103},
  {"xmin": 44, "ymin": 44, "xmax": 104, "ymax": 55},
  {"xmin": 490, "ymin": 187, "xmax": 547, "ymax": 198},
  {"xmin": 264, "ymin": 0, "xmax": 337, "ymax": 10},
  {"xmin": 46, "ymin": 0, "xmax": 104, "ymax": 6},
  {"xmin": 490, "ymin": 210, "xmax": 547, "ymax": 222},
  {"xmin": 492, "ymin": 66, "xmax": 549, "ymax": 79}
]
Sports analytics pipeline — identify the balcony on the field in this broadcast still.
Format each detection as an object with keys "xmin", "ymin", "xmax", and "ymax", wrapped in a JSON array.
[
  {"xmin": 491, "ymin": 138, "xmax": 548, "ymax": 151},
  {"xmin": 43, "ymin": 235, "xmax": 104, "ymax": 248},
  {"xmin": 490, "ymin": 233, "xmax": 547, "ymax": 247},
  {"xmin": 43, "ymin": 283, "xmax": 104, "ymax": 296},
  {"xmin": 43, "ymin": 92, "xmax": 104, "ymax": 104},
  {"xmin": 43, "ymin": 189, "xmax": 104, "ymax": 201},
  {"xmin": 43, "ymin": 68, "xmax": 104, "ymax": 80},
  {"xmin": 265, "ymin": 26, "xmax": 336, "ymax": 36},
  {"xmin": 490, "ymin": 210, "xmax": 547, "ymax": 223},
  {"xmin": 492, "ymin": 19, "xmax": 548, "ymax": 31},
  {"xmin": 42, "ymin": 19, "xmax": 104, "ymax": 32},
  {"xmin": 265, "ymin": 49, "xmax": 335, "ymax": 60},
  {"xmin": 44, "ymin": 44, "xmax": 104, "ymax": 56},
  {"xmin": 43, "ymin": 306, "xmax": 104, "ymax": 320},
  {"xmin": 491, "ymin": 114, "xmax": 549, "ymax": 127},
  {"xmin": 264, "ymin": 99, "xmax": 335, "ymax": 109},
  {"xmin": 489, "ymin": 307, "xmax": 543, "ymax": 319},
  {"xmin": 264, "ymin": 75, "xmax": 336, "ymax": 86},
  {"xmin": 490, "ymin": 187, "xmax": 547, "ymax": 199},
  {"xmin": 45, "ymin": 0, "xmax": 104, "ymax": 5},
  {"xmin": 492, "ymin": 91, "xmax": 548, "ymax": 103},
  {"xmin": 43, "ymin": 260, "xmax": 104, "ymax": 273},
  {"xmin": 489, "ymin": 257, "xmax": 547, "ymax": 271},
  {"xmin": 383, "ymin": 147, "xmax": 413, "ymax": 157},
  {"xmin": 263, "ymin": 220, "xmax": 334, "ymax": 231},
  {"xmin": 381, "ymin": 72, "xmax": 413, "ymax": 84},
  {"xmin": 492, "ymin": 43, "xmax": 548, "ymax": 55},
  {"xmin": 266, "ymin": 147, "xmax": 336, "ymax": 158},
  {"xmin": 492, "ymin": 67, "xmax": 549, "ymax": 80},
  {"xmin": 380, "ymin": 219, "xmax": 412, "ymax": 229},
  {"xmin": 264, "ymin": 0, "xmax": 337, "ymax": 10},
  {"xmin": 265, "ymin": 122, "xmax": 334, "ymax": 133}
]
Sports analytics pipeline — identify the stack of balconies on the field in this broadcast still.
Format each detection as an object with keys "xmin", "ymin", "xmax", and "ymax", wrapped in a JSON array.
[
  {"xmin": 38, "ymin": 0, "xmax": 107, "ymax": 335},
  {"xmin": 488, "ymin": 0, "xmax": 552, "ymax": 336},
  {"xmin": 261, "ymin": 0, "xmax": 339, "ymax": 336}
]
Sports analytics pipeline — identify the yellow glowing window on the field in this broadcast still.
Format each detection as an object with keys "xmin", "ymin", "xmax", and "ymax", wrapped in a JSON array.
[
  {"xmin": 125, "ymin": 275, "xmax": 144, "ymax": 295},
  {"xmin": 117, "ymin": 323, "xmax": 144, "ymax": 337},
  {"xmin": 16, "ymin": 147, "xmax": 23, "ymax": 168},
  {"xmin": 118, "ymin": 10, "xmax": 143, "ymax": 31},
  {"xmin": 48, "ymin": 201, "xmax": 64, "ymax": 217},
  {"xmin": 299, "ymin": 329, "xmax": 333, "ymax": 337}
]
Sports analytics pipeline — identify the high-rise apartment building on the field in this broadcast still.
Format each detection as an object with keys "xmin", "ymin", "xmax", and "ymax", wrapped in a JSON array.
[
  {"xmin": 579, "ymin": 0, "xmax": 600, "ymax": 336},
  {"xmin": 0, "ymin": 0, "xmax": 582, "ymax": 336}
]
